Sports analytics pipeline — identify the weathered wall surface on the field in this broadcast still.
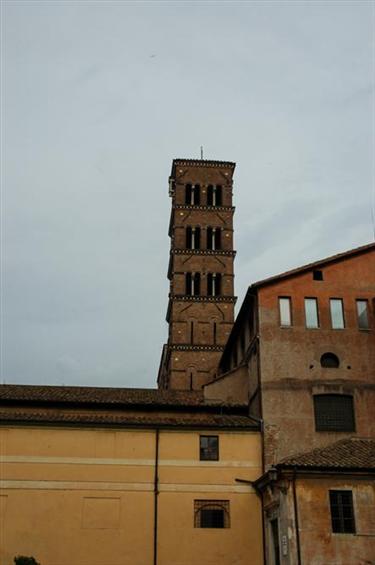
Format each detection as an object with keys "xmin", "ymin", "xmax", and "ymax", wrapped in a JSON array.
[
  {"xmin": 0, "ymin": 425, "xmax": 263, "ymax": 565},
  {"xmin": 296, "ymin": 477, "xmax": 375, "ymax": 565},
  {"xmin": 258, "ymin": 250, "xmax": 375, "ymax": 467}
]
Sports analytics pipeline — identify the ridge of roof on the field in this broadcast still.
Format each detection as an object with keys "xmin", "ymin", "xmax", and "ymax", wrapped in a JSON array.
[
  {"xmin": 277, "ymin": 437, "xmax": 375, "ymax": 470},
  {"xmin": 250, "ymin": 242, "xmax": 375, "ymax": 290}
]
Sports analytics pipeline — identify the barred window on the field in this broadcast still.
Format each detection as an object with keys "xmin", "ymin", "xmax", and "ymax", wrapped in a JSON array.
[
  {"xmin": 194, "ymin": 500, "xmax": 230, "ymax": 528},
  {"xmin": 200, "ymin": 435, "xmax": 219, "ymax": 461},
  {"xmin": 314, "ymin": 395, "xmax": 355, "ymax": 432},
  {"xmin": 329, "ymin": 490, "xmax": 355, "ymax": 534}
]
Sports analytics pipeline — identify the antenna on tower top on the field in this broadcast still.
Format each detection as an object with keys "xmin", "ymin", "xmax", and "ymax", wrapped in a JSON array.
[{"xmin": 200, "ymin": 146, "xmax": 204, "ymax": 160}]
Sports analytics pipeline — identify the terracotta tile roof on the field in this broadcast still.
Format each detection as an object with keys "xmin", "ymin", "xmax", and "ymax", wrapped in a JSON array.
[
  {"xmin": 250, "ymin": 242, "xmax": 375, "ymax": 290},
  {"xmin": 0, "ymin": 407, "xmax": 257, "ymax": 430},
  {"xmin": 0, "ymin": 384, "xmax": 211, "ymax": 407},
  {"xmin": 278, "ymin": 438, "xmax": 375, "ymax": 470}
]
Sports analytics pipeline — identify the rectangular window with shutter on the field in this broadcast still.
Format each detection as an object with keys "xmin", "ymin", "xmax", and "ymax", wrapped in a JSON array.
[{"xmin": 314, "ymin": 395, "xmax": 355, "ymax": 432}]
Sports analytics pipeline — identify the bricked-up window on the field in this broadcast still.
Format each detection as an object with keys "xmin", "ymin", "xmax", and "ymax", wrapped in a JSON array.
[
  {"xmin": 194, "ymin": 500, "xmax": 230, "ymax": 528},
  {"xmin": 305, "ymin": 298, "xmax": 319, "ymax": 328},
  {"xmin": 314, "ymin": 395, "xmax": 355, "ymax": 432},
  {"xmin": 329, "ymin": 491, "xmax": 355, "ymax": 533},
  {"xmin": 279, "ymin": 297, "xmax": 292, "ymax": 327},
  {"xmin": 186, "ymin": 273, "xmax": 200, "ymax": 296},
  {"xmin": 186, "ymin": 227, "xmax": 201, "ymax": 250},
  {"xmin": 330, "ymin": 299, "xmax": 345, "ymax": 329},
  {"xmin": 185, "ymin": 184, "xmax": 200, "ymax": 205},
  {"xmin": 207, "ymin": 273, "xmax": 222, "ymax": 297},
  {"xmin": 200, "ymin": 435, "xmax": 219, "ymax": 460},
  {"xmin": 207, "ymin": 185, "xmax": 223, "ymax": 206},
  {"xmin": 356, "ymin": 300, "xmax": 370, "ymax": 329}
]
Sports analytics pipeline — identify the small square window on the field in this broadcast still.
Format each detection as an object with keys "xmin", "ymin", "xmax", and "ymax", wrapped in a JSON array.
[
  {"xmin": 329, "ymin": 491, "xmax": 355, "ymax": 534},
  {"xmin": 314, "ymin": 395, "xmax": 355, "ymax": 432},
  {"xmin": 313, "ymin": 270, "xmax": 323, "ymax": 281},
  {"xmin": 356, "ymin": 300, "xmax": 370, "ymax": 330},
  {"xmin": 279, "ymin": 297, "xmax": 292, "ymax": 327},
  {"xmin": 200, "ymin": 435, "xmax": 219, "ymax": 461},
  {"xmin": 330, "ymin": 299, "xmax": 345, "ymax": 329},
  {"xmin": 194, "ymin": 500, "xmax": 230, "ymax": 528},
  {"xmin": 305, "ymin": 298, "xmax": 319, "ymax": 328}
]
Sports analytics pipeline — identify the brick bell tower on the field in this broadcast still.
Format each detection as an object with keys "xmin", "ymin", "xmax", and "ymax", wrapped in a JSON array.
[{"xmin": 158, "ymin": 158, "xmax": 237, "ymax": 390}]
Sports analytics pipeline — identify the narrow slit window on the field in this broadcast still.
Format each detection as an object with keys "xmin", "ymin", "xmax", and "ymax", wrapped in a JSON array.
[
  {"xmin": 356, "ymin": 300, "xmax": 369, "ymax": 330},
  {"xmin": 279, "ymin": 297, "xmax": 292, "ymax": 327},
  {"xmin": 207, "ymin": 185, "xmax": 214, "ymax": 206},
  {"xmin": 215, "ymin": 186, "xmax": 222, "ymax": 206},
  {"xmin": 330, "ymin": 299, "xmax": 345, "ymax": 329},
  {"xmin": 215, "ymin": 228, "xmax": 221, "ymax": 250},
  {"xmin": 305, "ymin": 298, "xmax": 319, "ymax": 328}
]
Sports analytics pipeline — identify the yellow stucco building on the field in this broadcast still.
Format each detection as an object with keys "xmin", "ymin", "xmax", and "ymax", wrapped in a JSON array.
[{"xmin": 0, "ymin": 385, "xmax": 263, "ymax": 565}]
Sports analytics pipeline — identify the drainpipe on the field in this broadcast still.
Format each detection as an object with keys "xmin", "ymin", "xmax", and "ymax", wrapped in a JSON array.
[
  {"xmin": 292, "ymin": 469, "xmax": 302, "ymax": 565},
  {"xmin": 153, "ymin": 429, "xmax": 160, "ymax": 565}
]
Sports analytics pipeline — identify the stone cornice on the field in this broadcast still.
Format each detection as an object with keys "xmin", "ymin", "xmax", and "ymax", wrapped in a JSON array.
[
  {"xmin": 173, "ymin": 205, "xmax": 235, "ymax": 213},
  {"xmin": 169, "ymin": 294, "xmax": 237, "ymax": 304},
  {"xmin": 169, "ymin": 344, "xmax": 225, "ymax": 352},
  {"xmin": 171, "ymin": 249, "xmax": 236, "ymax": 257}
]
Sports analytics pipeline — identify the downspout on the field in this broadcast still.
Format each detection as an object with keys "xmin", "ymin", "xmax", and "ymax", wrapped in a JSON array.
[
  {"xmin": 153, "ymin": 428, "xmax": 160, "ymax": 565},
  {"xmin": 292, "ymin": 469, "xmax": 302, "ymax": 565}
]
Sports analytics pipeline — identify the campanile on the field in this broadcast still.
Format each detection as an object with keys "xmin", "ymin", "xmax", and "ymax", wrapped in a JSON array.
[{"xmin": 158, "ymin": 159, "xmax": 236, "ymax": 390}]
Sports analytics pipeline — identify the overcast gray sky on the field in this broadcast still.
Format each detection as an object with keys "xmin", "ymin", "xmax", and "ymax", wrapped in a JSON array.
[{"xmin": 2, "ymin": 0, "xmax": 374, "ymax": 389}]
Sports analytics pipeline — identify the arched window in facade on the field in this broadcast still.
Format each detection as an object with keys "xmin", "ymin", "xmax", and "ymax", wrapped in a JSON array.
[
  {"xmin": 207, "ymin": 273, "xmax": 222, "ymax": 297},
  {"xmin": 207, "ymin": 185, "xmax": 223, "ymax": 207},
  {"xmin": 320, "ymin": 352, "xmax": 340, "ymax": 368},
  {"xmin": 186, "ymin": 227, "xmax": 201, "ymax": 249},
  {"xmin": 186, "ymin": 272, "xmax": 201, "ymax": 296},
  {"xmin": 185, "ymin": 184, "xmax": 200, "ymax": 205},
  {"xmin": 207, "ymin": 227, "xmax": 221, "ymax": 250}
]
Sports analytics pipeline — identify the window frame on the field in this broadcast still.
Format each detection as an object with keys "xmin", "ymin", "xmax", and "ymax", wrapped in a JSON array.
[
  {"xmin": 194, "ymin": 499, "xmax": 230, "ymax": 528},
  {"xmin": 278, "ymin": 297, "xmax": 292, "ymax": 327},
  {"xmin": 313, "ymin": 394, "xmax": 355, "ymax": 432},
  {"xmin": 304, "ymin": 297, "xmax": 319, "ymax": 329},
  {"xmin": 356, "ymin": 299, "xmax": 370, "ymax": 330},
  {"xmin": 329, "ymin": 490, "xmax": 356, "ymax": 534},
  {"xmin": 200, "ymin": 435, "xmax": 219, "ymax": 461},
  {"xmin": 330, "ymin": 298, "xmax": 345, "ymax": 329}
]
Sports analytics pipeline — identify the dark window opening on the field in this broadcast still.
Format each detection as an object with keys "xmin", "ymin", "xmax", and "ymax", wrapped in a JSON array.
[
  {"xmin": 314, "ymin": 394, "xmax": 355, "ymax": 432},
  {"xmin": 186, "ymin": 227, "xmax": 201, "ymax": 250},
  {"xmin": 200, "ymin": 435, "xmax": 219, "ymax": 461},
  {"xmin": 207, "ymin": 185, "xmax": 222, "ymax": 206},
  {"xmin": 213, "ymin": 322, "xmax": 217, "ymax": 345},
  {"xmin": 190, "ymin": 321, "xmax": 194, "ymax": 344},
  {"xmin": 320, "ymin": 352, "xmax": 340, "ymax": 368},
  {"xmin": 186, "ymin": 273, "xmax": 200, "ymax": 296},
  {"xmin": 207, "ymin": 273, "xmax": 222, "ymax": 296},
  {"xmin": 329, "ymin": 491, "xmax": 355, "ymax": 534},
  {"xmin": 185, "ymin": 184, "xmax": 200, "ymax": 205},
  {"xmin": 313, "ymin": 270, "xmax": 324, "ymax": 281},
  {"xmin": 194, "ymin": 500, "xmax": 229, "ymax": 528},
  {"xmin": 207, "ymin": 227, "xmax": 221, "ymax": 250},
  {"xmin": 356, "ymin": 299, "xmax": 370, "ymax": 330}
]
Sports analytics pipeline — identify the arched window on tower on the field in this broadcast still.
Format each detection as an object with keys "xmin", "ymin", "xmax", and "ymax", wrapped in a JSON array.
[
  {"xmin": 207, "ymin": 273, "xmax": 222, "ymax": 297},
  {"xmin": 186, "ymin": 227, "xmax": 201, "ymax": 249},
  {"xmin": 207, "ymin": 228, "xmax": 221, "ymax": 250},
  {"xmin": 186, "ymin": 272, "xmax": 200, "ymax": 296},
  {"xmin": 207, "ymin": 185, "xmax": 223, "ymax": 207},
  {"xmin": 185, "ymin": 184, "xmax": 200, "ymax": 205}
]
